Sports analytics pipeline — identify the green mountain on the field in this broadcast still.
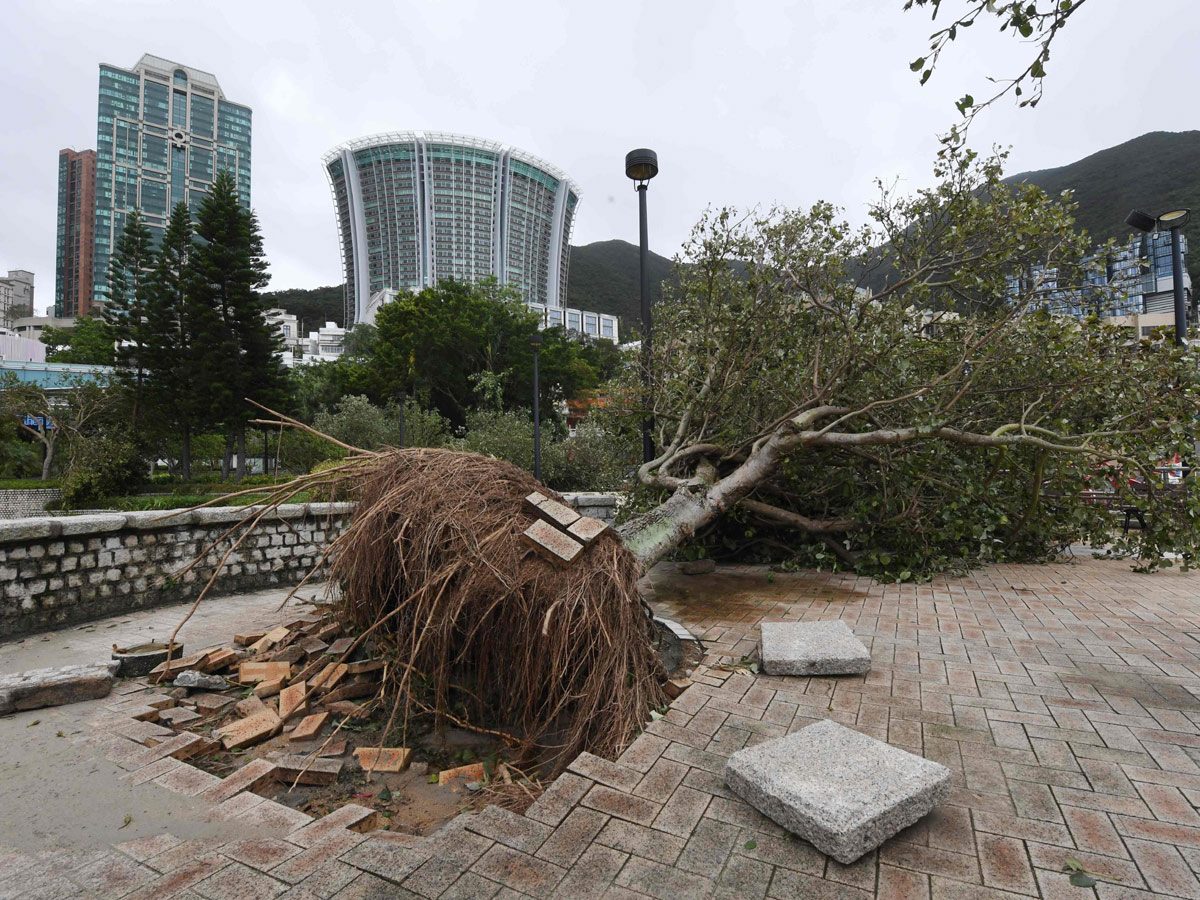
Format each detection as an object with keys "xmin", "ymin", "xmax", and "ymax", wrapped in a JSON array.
[
  {"xmin": 566, "ymin": 239, "xmax": 675, "ymax": 331},
  {"xmin": 1005, "ymin": 130, "xmax": 1200, "ymax": 285}
]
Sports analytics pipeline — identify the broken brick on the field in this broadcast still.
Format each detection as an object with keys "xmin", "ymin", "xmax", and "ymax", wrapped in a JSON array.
[
  {"xmin": 438, "ymin": 762, "xmax": 486, "ymax": 786},
  {"xmin": 522, "ymin": 519, "xmax": 583, "ymax": 568},
  {"xmin": 288, "ymin": 712, "xmax": 329, "ymax": 742},
  {"xmin": 354, "ymin": 747, "xmax": 411, "ymax": 773},
  {"xmin": 326, "ymin": 637, "xmax": 354, "ymax": 657},
  {"xmin": 216, "ymin": 710, "xmax": 281, "ymax": 750},
  {"xmin": 253, "ymin": 677, "xmax": 286, "ymax": 699},
  {"xmin": 567, "ymin": 515, "xmax": 609, "ymax": 543},
  {"xmin": 533, "ymin": 497, "xmax": 581, "ymax": 529},
  {"xmin": 274, "ymin": 754, "xmax": 344, "ymax": 786},
  {"xmin": 279, "ymin": 682, "xmax": 308, "ymax": 722},
  {"xmin": 322, "ymin": 681, "xmax": 377, "ymax": 703},
  {"xmin": 238, "ymin": 661, "xmax": 291, "ymax": 684},
  {"xmin": 233, "ymin": 631, "xmax": 266, "ymax": 647},
  {"xmin": 310, "ymin": 663, "xmax": 348, "ymax": 691}
]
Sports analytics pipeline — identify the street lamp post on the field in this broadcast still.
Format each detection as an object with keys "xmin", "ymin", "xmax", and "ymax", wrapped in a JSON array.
[
  {"xmin": 626, "ymin": 148, "xmax": 659, "ymax": 464},
  {"xmin": 1126, "ymin": 208, "xmax": 1192, "ymax": 347},
  {"xmin": 529, "ymin": 333, "xmax": 542, "ymax": 482}
]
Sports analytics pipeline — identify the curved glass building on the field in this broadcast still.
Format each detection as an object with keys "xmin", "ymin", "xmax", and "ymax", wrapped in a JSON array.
[{"xmin": 324, "ymin": 132, "xmax": 599, "ymax": 332}]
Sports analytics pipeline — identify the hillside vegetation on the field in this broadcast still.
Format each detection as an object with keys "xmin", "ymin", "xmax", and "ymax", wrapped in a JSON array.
[{"xmin": 1006, "ymin": 131, "xmax": 1200, "ymax": 284}]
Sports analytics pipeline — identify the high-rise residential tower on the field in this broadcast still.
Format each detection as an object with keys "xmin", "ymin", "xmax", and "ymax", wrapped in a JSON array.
[
  {"xmin": 55, "ymin": 148, "xmax": 97, "ymax": 318},
  {"xmin": 324, "ymin": 132, "xmax": 613, "ymax": 339},
  {"xmin": 92, "ymin": 54, "xmax": 252, "ymax": 307}
]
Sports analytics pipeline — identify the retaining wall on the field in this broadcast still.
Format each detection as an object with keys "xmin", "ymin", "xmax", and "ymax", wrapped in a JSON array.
[
  {"xmin": 0, "ymin": 491, "xmax": 620, "ymax": 639},
  {"xmin": 0, "ymin": 489, "xmax": 62, "ymax": 520},
  {"xmin": 0, "ymin": 503, "xmax": 353, "ymax": 638}
]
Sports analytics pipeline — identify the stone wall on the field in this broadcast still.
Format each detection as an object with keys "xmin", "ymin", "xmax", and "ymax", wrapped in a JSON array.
[
  {"xmin": 561, "ymin": 492, "xmax": 620, "ymax": 525},
  {"xmin": 0, "ymin": 503, "xmax": 353, "ymax": 638},
  {"xmin": 0, "ymin": 489, "xmax": 62, "ymax": 520}
]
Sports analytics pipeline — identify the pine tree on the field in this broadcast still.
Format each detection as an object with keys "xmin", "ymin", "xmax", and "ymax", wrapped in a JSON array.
[
  {"xmin": 102, "ymin": 209, "xmax": 157, "ymax": 425},
  {"xmin": 144, "ymin": 202, "xmax": 205, "ymax": 479},
  {"xmin": 189, "ymin": 171, "xmax": 283, "ymax": 482}
]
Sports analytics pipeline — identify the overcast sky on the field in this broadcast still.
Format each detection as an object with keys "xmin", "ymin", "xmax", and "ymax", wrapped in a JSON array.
[{"xmin": 2, "ymin": 1, "xmax": 1197, "ymax": 312}]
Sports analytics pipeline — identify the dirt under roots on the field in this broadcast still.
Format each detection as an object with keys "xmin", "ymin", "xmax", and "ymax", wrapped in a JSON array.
[{"xmin": 319, "ymin": 447, "xmax": 667, "ymax": 773}]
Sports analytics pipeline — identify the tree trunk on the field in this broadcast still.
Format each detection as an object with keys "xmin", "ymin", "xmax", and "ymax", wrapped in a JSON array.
[
  {"xmin": 235, "ymin": 425, "xmax": 246, "ymax": 484},
  {"xmin": 40, "ymin": 439, "xmax": 54, "ymax": 481},
  {"xmin": 180, "ymin": 421, "xmax": 192, "ymax": 482},
  {"xmin": 221, "ymin": 431, "xmax": 234, "ymax": 480},
  {"xmin": 619, "ymin": 431, "xmax": 792, "ymax": 570}
]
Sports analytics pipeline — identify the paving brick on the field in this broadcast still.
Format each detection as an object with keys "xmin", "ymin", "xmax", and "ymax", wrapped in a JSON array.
[
  {"xmin": 581, "ymin": 784, "xmax": 662, "ymax": 826},
  {"xmin": 633, "ymin": 758, "xmax": 688, "ymax": 803},
  {"xmin": 191, "ymin": 860, "xmax": 289, "ymax": 898},
  {"xmin": 652, "ymin": 786, "xmax": 710, "ymax": 838},
  {"xmin": 525, "ymin": 772, "xmax": 593, "ymax": 826},
  {"xmin": 616, "ymin": 733, "xmax": 670, "ymax": 773},
  {"xmin": 555, "ymin": 844, "xmax": 628, "ymax": 900},
  {"xmin": 154, "ymin": 762, "xmax": 223, "ymax": 796},
  {"xmin": 768, "ymin": 865, "xmax": 873, "ymax": 899},
  {"xmin": 567, "ymin": 752, "xmax": 642, "ymax": 792},
  {"xmin": 270, "ymin": 829, "xmax": 367, "ymax": 883},
  {"xmin": 614, "ymin": 855, "xmax": 711, "ymax": 900},
  {"xmin": 595, "ymin": 818, "xmax": 686, "ymax": 865},
  {"xmin": 976, "ymin": 833, "xmax": 1037, "ymax": 895},
  {"xmin": 878, "ymin": 864, "xmax": 931, "ymax": 900},
  {"xmin": 464, "ymin": 805, "xmax": 553, "ymax": 853},
  {"xmin": 218, "ymin": 837, "xmax": 301, "ymax": 871},
  {"xmin": 339, "ymin": 837, "xmax": 430, "ymax": 885},
  {"xmin": 535, "ymin": 806, "xmax": 609, "ymax": 867},
  {"xmin": 1124, "ymin": 838, "xmax": 1200, "ymax": 899},
  {"xmin": 673, "ymin": 817, "xmax": 741, "ymax": 878},
  {"xmin": 470, "ymin": 844, "xmax": 566, "ymax": 899},
  {"xmin": 198, "ymin": 758, "xmax": 279, "ymax": 804}
]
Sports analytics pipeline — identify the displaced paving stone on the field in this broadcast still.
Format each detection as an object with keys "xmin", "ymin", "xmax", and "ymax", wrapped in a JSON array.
[
  {"xmin": 724, "ymin": 718, "xmax": 950, "ymax": 864},
  {"xmin": 567, "ymin": 515, "xmax": 609, "ymax": 543},
  {"xmin": 310, "ymin": 662, "xmax": 348, "ymax": 691},
  {"xmin": 0, "ymin": 662, "xmax": 117, "ymax": 714},
  {"xmin": 345, "ymin": 659, "xmax": 384, "ymax": 675},
  {"xmin": 532, "ymin": 496, "xmax": 581, "ymax": 530},
  {"xmin": 234, "ymin": 631, "xmax": 266, "ymax": 647},
  {"xmin": 235, "ymin": 695, "xmax": 268, "ymax": 717},
  {"xmin": 253, "ymin": 676, "xmax": 285, "ymax": 698},
  {"xmin": 354, "ymin": 746, "xmax": 411, "ymax": 773},
  {"xmin": 247, "ymin": 624, "xmax": 290, "ymax": 653},
  {"xmin": 522, "ymin": 519, "xmax": 583, "ymax": 568},
  {"xmin": 157, "ymin": 706, "xmax": 202, "ymax": 728},
  {"xmin": 172, "ymin": 671, "xmax": 231, "ymax": 691},
  {"xmin": 275, "ymin": 754, "xmax": 344, "ymax": 785},
  {"xmin": 190, "ymin": 691, "xmax": 235, "ymax": 714},
  {"xmin": 278, "ymin": 681, "xmax": 308, "ymax": 722},
  {"xmin": 326, "ymin": 637, "xmax": 354, "ymax": 657},
  {"xmin": 439, "ymin": 762, "xmax": 486, "ymax": 786},
  {"xmin": 289, "ymin": 712, "xmax": 330, "ymax": 741},
  {"xmin": 758, "ymin": 620, "xmax": 871, "ymax": 676},
  {"xmin": 198, "ymin": 758, "xmax": 279, "ymax": 804},
  {"xmin": 216, "ymin": 709, "xmax": 281, "ymax": 750},
  {"xmin": 238, "ymin": 660, "xmax": 291, "ymax": 683}
]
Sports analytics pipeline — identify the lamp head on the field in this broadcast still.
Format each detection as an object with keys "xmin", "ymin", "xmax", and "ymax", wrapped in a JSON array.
[
  {"xmin": 1158, "ymin": 209, "xmax": 1192, "ymax": 230},
  {"xmin": 625, "ymin": 148, "xmax": 659, "ymax": 182},
  {"xmin": 528, "ymin": 332, "xmax": 543, "ymax": 348},
  {"xmin": 1125, "ymin": 210, "xmax": 1157, "ymax": 233}
]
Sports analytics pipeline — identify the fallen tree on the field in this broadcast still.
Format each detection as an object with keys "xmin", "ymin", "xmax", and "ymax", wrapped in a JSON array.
[{"xmin": 608, "ymin": 151, "xmax": 1200, "ymax": 574}]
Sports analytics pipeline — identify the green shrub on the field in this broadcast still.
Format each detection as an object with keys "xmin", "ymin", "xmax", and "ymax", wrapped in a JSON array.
[
  {"xmin": 60, "ymin": 435, "xmax": 149, "ymax": 509},
  {"xmin": 0, "ymin": 478, "xmax": 61, "ymax": 490}
]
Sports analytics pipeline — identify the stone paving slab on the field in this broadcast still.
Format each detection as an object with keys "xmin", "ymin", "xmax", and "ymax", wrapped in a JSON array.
[
  {"xmin": 759, "ymin": 619, "xmax": 872, "ymax": 676},
  {"xmin": 725, "ymin": 718, "xmax": 951, "ymax": 863},
  {"xmin": 12, "ymin": 560, "xmax": 1200, "ymax": 897}
]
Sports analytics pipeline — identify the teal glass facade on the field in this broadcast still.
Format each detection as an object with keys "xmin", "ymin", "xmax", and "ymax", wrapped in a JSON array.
[
  {"xmin": 92, "ymin": 55, "xmax": 251, "ymax": 307},
  {"xmin": 324, "ymin": 132, "xmax": 580, "ymax": 328}
]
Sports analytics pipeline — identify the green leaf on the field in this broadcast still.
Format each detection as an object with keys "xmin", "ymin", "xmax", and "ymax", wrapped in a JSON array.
[
  {"xmin": 910, "ymin": 57, "xmax": 926, "ymax": 72},
  {"xmin": 744, "ymin": 840, "xmax": 757, "ymax": 850},
  {"xmin": 1031, "ymin": 59, "xmax": 1045, "ymax": 78},
  {"xmin": 1068, "ymin": 872, "xmax": 1097, "ymax": 887}
]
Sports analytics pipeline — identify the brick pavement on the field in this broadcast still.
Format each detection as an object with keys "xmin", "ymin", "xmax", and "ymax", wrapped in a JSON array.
[{"xmin": 6, "ymin": 557, "xmax": 1200, "ymax": 897}]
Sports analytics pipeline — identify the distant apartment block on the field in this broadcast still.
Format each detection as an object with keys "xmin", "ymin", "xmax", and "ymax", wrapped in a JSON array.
[
  {"xmin": 265, "ymin": 309, "xmax": 347, "ymax": 367},
  {"xmin": 93, "ymin": 54, "xmax": 251, "ymax": 307},
  {"xmin": 56, "ymin": 148, "xmax": 97, "ymax": 318},
  {"xmin": 0, "ymin": 270, "xmax": 35, "ymax": 330},
  {"xmin": 323, "ymin": 132, "xmax": 616, "ymax": 340},
  {"xmin": 1018, "ymin": 231, "xmax": 1192, "ymax": 323}
]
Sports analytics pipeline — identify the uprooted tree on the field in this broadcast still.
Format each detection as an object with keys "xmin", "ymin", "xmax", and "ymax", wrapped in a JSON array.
[
  {"xmin": 187, "ymin": 150, "xmax": 1197, "ymax": 770},
  {"xmin": 609, "ymin": 150, "xmax": 1200, "ymax": 575}
]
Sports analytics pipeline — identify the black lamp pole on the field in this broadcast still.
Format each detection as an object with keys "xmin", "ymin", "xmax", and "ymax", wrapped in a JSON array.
[
  {"xmin": 625, "ymin": 148, "xmax": 660, "ymax": 463},
  {"xmin": 530, "ymin": 333, "xmax": 542, "ymax": 482}
]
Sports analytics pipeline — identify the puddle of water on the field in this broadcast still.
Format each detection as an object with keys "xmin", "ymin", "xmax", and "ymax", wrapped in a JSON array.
[
  {"xmin": 1059, "ymin": 670, "xmax": 1200, "ymax": 711},
  {"xmin": 648, "ymin": 569, "xmax": 866, "ymax": 620}
]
